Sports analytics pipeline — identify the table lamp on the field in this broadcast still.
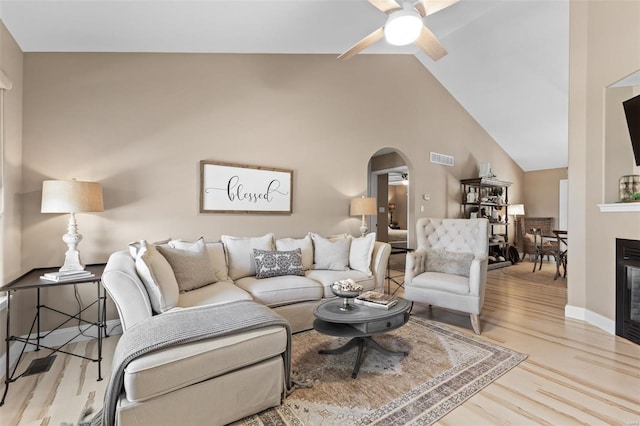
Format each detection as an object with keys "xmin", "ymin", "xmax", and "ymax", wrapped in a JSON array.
[
  {"xmin": 509, "ymin": 204, "xmax": 525, "ymax": 245},
  {"xmin": 41, "ymin": 179, "xmax": 104, "ymax": 272},
  {"xmin": 350, "ymin": 196, "xmax": 377, "ymax": 237}
]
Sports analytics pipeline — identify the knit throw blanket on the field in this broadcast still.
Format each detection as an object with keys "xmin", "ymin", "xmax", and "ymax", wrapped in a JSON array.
[{"xmin": 99, "ymin": 300, "xmax": 292, "ymax": 426}]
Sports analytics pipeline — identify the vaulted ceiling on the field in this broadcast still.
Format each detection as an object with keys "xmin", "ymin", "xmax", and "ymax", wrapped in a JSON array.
[{"xmin": 0, "ymin": 0, "xmax": 569, "ymax": 171}]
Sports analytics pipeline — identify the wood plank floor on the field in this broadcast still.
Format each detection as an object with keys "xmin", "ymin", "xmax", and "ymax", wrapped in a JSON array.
[{"xmin": 1, "ymin": 259, "xmax": 639, "ymax": 425}]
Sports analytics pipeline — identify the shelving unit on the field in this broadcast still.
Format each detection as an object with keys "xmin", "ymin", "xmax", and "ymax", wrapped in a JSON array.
[{"xmin": 460, "ymin": 177, "xmax": 512, "ymax": 269}]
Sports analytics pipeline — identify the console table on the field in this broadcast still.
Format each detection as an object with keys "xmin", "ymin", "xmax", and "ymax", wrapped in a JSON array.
[{"xmin": 0, "ymin": 263, "xmax": 106, "ymax": 407}]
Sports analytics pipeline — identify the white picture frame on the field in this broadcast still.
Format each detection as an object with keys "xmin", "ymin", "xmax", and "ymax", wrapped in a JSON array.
[{"xmin": 200, "ymin": 161, "xmax": 293, "ymax": 214}]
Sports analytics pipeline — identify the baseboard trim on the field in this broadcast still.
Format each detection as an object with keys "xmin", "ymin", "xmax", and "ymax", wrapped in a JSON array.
[
  {"xmin": 565, "ymin": 305, "xmax": 615, "ymax": 334},
  {"xmin": 0, "ymin": 319, "xmax": 122, "ymax": 382}
]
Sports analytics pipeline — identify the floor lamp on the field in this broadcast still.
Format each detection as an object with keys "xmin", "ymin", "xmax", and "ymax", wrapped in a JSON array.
[
  {"xmin": 510, "ymin": 204, "xmax": 525, "ymax": 247},
  {"xmin": 41, "ymin": 179, "xmax": 104, "ymax": 272},
  {"xmin": 350, "ymin": 196, "xmax": 377, "ymax": 237}
]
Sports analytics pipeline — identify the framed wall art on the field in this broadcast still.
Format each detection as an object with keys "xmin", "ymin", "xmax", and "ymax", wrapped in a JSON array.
[{"xmin": 200, "ymin": 161, "xmax": 293, "ymax": 214}]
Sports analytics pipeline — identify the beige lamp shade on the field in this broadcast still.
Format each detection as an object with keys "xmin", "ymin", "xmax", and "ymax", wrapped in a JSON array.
[
  {"xmin": 41, "ymin": 180, "xmax": 104, "ymax": 213},
  {"xmin": 510, "ymin": 204, "xmax": 525, "ymax": 216},
  {"xmin": 350, "ymin": 197, "xmax": 377, "ymax": 216}
]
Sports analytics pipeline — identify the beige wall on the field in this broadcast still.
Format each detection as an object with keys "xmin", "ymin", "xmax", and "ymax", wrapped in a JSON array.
[
  {"xmin": 18, "ymin": 52, "xmax": 523, "ymax": 331},
  {"xmin": 0, "ymin": 21, "xmax": 23, "ymax": 359},
  {"xmin": 568, "ymin": 1, "xmax": 640, "ymax": 324},
  {"xmin": 523, "ymin": 167, "xmax": 568, "ymax": 227}
]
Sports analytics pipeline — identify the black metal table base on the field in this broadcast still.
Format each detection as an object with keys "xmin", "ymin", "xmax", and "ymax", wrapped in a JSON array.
[{"xmin": 319, "ymin": 336, "xmax": 408, "ymax": 379}]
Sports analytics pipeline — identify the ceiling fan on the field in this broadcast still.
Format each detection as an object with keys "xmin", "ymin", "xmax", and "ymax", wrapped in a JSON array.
[{"xmin": 338, "ymin": 0, "xmax": 459, "ymax": 61}]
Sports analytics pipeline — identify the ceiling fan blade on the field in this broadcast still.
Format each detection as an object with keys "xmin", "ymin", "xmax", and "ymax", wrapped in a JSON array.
[
  {"xmin": 414, "ymin": 0, "xmax": 459, "ymax": 17},
  {"xmin": 415, "ymin": 25, "xmax": 447, "ymax": 61},
  {"xmin": 369, "ymin": 0, "xmax": 402, "ymax": 14},
  {"xmin": 338, "ymin": 27, "xmax": 385, "ymax": 60}
]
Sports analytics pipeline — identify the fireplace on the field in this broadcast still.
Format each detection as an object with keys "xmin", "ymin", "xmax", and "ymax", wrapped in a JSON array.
[{"xmin": 616, "ymin": 238, "xmax": 640, "ymax": 345}]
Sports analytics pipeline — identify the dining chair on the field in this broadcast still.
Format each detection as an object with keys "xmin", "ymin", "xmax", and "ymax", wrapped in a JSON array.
[
  {"xmin": 531, "ymin": 228, "xmax": 559, "ymax": 273},
  {"xmin": 553, "ymin": 229, "xmax": 567, "ymax": 279}
]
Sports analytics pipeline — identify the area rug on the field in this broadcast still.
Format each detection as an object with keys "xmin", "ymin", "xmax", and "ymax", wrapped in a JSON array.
[
  {"xmin": 499, "ymin": 261, "xmax": 566, "ymax": 287},
  {"xmin": 235, "ymin": 316, "xmax": 527, "ymax": 425}
]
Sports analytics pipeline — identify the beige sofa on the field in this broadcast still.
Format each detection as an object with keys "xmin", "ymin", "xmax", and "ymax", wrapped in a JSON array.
[{"xmin": 102, "ymin": 232, "xmax": 391, "ymax": 425}]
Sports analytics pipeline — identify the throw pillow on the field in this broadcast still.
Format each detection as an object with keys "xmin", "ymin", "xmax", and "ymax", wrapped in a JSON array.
[
  {"xmin": 349, "ymin": 232, "xmax": 376, "ymax": 275},
  {"xmin": 221, "ymin": 233, "xmax": 275, "ymax": 280},
  {"xmin": 275, "ymin": 235, "xmax": 313, "ymax": 270},
  {"xmin": 253, "ymin": 248, "xmax": 305, "ymax": 279},
  {"xmin": 157, "ymin": 237, "xmax": 216, "ymax": 292},
  {"xmin": 134, "ymin": 240, "xmax": 180, "ymax": 313},
  {"xmin": 128, "ymin": 238, "xmax": 171, "ymax": 258},
  {"xmin": 170, "ymin": 238, "xmax": 230, "ymax": 282},
  {"xmin": 310, "ymin": 233, "xmax": 350, "ymax": 271},
  {"xmin": 425, "ymin": 249, "xmax": 475, "ymax": 277}
]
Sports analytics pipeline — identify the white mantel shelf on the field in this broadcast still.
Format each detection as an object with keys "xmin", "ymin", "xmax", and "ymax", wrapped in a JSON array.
[{"xmin": 598, "ymin": 203, "xmax": 640, "ymax": 212}]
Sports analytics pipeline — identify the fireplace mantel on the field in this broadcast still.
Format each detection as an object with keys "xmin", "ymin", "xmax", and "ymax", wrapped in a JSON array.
[{"xmin": 598, "ymin": 203, "xmax": 640, "ymax": 212}]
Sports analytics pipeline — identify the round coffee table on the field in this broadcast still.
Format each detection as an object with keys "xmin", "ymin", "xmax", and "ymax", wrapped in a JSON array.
[{"xmin": 313, "ymin": 297, "xmax": 411, "ymax": 379}]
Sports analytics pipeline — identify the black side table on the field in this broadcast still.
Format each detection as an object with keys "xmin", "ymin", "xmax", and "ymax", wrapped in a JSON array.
[{"xmin": 0, "ymin": 263, "xmax": 107, "ymax": 407}]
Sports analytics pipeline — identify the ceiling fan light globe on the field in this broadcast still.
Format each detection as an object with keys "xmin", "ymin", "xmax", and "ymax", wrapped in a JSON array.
[{"xmin": 384, "ymin": 10, "xmax": 423, "ymax": 46}]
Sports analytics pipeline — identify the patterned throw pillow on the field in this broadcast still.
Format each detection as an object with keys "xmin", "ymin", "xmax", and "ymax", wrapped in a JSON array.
[
  {"xmin": 253, "ymin": 249, "xmax": 305, "ymax": 279},
  {"xmin": 425, "ymin": 249, "xmax": 475, "ymax": 277}
]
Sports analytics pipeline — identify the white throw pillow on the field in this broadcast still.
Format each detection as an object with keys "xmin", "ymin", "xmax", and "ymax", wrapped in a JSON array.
[
  {"xmin": 310, "ymin": 233, "xmax": 351, "ymax": 271},
  {"xmin": 221, "ymin": 233, "xmax": 275, "ymax": 280},
  {"xmin": 157, "ymin": 237, "xmax": 216, "ymax": 293},
  {"xmin": 134, "ymin": 240, "xmax": 180, "ymax": 313},
  {"xmin": 128, "ymin": 238, "xmax": 171, "ymax": 258},
  {"xmin": 275, "ymin": 235, "xmax": 314, "ymax": 270},
  {"xmin": 349, "ymin": 233, "xmax": 376, "ymax": 276}
]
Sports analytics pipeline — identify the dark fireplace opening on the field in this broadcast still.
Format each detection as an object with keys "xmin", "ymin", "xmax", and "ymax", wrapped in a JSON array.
[{"xmin": 616, "ymin": 238, "xmax": 640, "ymax": 345}]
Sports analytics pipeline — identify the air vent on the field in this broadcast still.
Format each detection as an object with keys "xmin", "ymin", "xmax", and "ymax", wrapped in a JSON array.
[
  {"xmin": 23, "ymin": 356, "xmax": 56, "ymax": 376},
  {"xmin": 430, "ymin": 152, "xmax": 454, "ymax": 167}
]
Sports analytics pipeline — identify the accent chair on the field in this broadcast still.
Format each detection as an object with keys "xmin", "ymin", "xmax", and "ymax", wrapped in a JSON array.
[{"xmin": 404, "ymin": 218, "xmax": 489, "ymax": 334}]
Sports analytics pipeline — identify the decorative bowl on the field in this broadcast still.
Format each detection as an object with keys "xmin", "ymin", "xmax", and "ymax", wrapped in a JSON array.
[
  {"xmin": 331, "ymin": 280, "xmax": 363, "ymax": 311},
  {"xmin": 330, "ymin": 286, "xmax": 362, "ymax": 299}
]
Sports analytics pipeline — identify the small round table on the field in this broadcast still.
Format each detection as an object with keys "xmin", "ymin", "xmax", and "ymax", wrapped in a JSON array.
[{"xmin": 313, "ymin": 297, "xmax": 411, "ymax": 379}]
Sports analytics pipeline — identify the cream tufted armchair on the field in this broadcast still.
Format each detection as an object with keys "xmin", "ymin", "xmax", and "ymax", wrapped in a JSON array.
[{"xmin": 404, "ymin": 218, "xmax": 489, "ymax": 334}]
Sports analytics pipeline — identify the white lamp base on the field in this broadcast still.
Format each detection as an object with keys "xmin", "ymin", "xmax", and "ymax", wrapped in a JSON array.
[
  {"xmin": 59, "ymin": 212, "xmax": 85, "ymax": 272},
  {"xmin": 60, "ymin": 249, "xmax": 84, "ymax": 272}
]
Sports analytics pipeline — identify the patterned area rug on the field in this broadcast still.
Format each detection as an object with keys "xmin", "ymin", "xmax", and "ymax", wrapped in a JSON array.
[
  {"xmin": 235, "ymin": 317, "xmax": 526, "ymax": 425},
  {"xmin": 499, "ymin": 261, "xmax": 567, "ymax": 287}
]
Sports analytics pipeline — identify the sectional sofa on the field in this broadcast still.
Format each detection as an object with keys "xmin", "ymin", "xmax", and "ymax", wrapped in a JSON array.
[{"xmin": 101, "ymin": 232, "xmax": 391, "ymax": 425}]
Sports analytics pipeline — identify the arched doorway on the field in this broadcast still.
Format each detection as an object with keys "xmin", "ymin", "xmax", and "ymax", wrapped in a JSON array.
[{"xmin": 368, "ymin": 148, "xmax": 412, "ymax": 249}]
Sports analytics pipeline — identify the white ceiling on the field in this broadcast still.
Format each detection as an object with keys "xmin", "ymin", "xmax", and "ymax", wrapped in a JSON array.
[{"xmin": 0, "ymin": 0, "xmax": 569, "ymax": 171}]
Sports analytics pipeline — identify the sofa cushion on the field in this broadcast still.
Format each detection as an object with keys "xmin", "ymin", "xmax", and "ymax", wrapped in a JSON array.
[
  {"xmin": 133, "ymin": 240, "xmax": 180, "ymax": 313},
  {"xmin": 275, "ymin": 236, "xmax": 313, "ymax": 270},
  {"xmin": 176, "ymin": 280, "xmax": 253, "ymax": 308},
  {"xmin": 425, "ymin": 249, "xmax": 474, "ymax": 277},
  {"xmin": 305, "ymin": 269, "xmax": 376, "ymax": 298},
  {"xmin": 349, "ymin": 233, "xmax": 376, "ymax": 275},
  {"xmin": 157, "ymin": 238, "xmax": 216, "ymax": 292},
  {"xmin": 310, "ymin": 233, "xmax": 350, "ymax": 271},
  {"xmin": 254, "ymin": 249, "xmax": 304, "ymax": 279},
  {"xmin": 235, "ymin": 275, "xmax": 323, "ymax": 307},
  {"xmin": 221, "ymin": 233, "xmax": 274, "ymax": 280},
  {"xmin": 123, "ymin": 325, "xmax": 287, "ymax": 402},
  {"xmin": 411, "ymin": 271, "xmax": 470, "ymax": 295}
]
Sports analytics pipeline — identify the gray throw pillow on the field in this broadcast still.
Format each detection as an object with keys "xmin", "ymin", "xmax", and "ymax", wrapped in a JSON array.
[
  {"xmin": 426, "ymin": 249, "xmax": 475, "ymax": 277},
  {"xmin": 253, "ymin": 249, "xmax": 305, "ymax": 279},
  {"xmin": 157, "ymin": 237, "xmax": 216, "ymax": 292}
]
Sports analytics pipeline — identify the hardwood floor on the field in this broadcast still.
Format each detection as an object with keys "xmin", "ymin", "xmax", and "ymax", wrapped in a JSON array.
[{"xmin": 2, "ymin": 260, "xmax": 639, "ymax": 425}]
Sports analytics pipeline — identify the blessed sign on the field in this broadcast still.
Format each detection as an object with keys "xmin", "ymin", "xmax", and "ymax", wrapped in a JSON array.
[{"xmin": 200, "ymin": 161, "xmax": 293, "ymax": 214}]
